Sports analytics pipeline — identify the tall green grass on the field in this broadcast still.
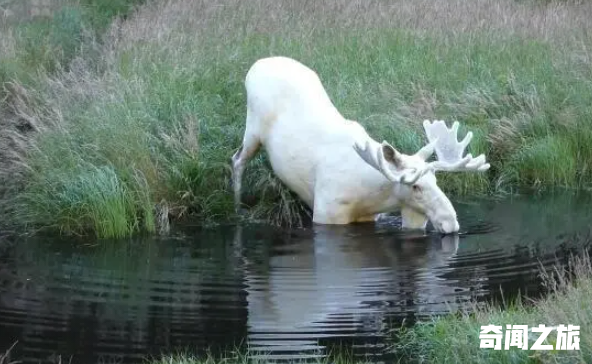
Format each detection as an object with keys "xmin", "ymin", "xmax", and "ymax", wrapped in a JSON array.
[
  {"xmin": 0, "ymin": 0, "xmax": 143, "ymax": 90},
  {"xmin": 0, "ymin": 0, "xmax": 148, "ymax": 235},
  {"xmin": 15, "ymin": 162, "xmax": 155, "ymax": 238},
  {"xmin": 3, "ymin": 0, "xmax": 592, "ymax": 238}
]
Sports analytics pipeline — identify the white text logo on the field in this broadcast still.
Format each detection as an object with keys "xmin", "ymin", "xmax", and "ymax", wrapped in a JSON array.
[{"xmin": 479, "ymin": 324, "xmax": 580, "ymax": 351}]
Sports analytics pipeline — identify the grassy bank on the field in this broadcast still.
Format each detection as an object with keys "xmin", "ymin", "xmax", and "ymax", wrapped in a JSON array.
[
  {"xmin": 3, "ymin": 0, "xmax": 592, "ymax": 238},
  {"xmin": 147, "ymin": 354, "xmax": 372, "ymax": 364},
  {"xmin": 394, "ymin": 250, "xmax": 592, "ymax": 364},
  {"xmin": 2, "ymin": 346, "xmax": 374, "ymax": 364},
  {"xmin": 0, "ymin": 342, "xmax": 372, "ymax": 364}
]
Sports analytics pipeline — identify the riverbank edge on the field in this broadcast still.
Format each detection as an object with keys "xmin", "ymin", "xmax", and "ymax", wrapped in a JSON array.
[{"xmin": 391, "ymin": 249, "xmax": 592, "ymax": 364}]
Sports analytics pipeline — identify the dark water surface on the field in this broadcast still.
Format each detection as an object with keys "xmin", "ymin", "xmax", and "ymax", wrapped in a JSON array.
[{"xmin": 1, "ymin": 192, "xmax": 592, "ymax": 363}]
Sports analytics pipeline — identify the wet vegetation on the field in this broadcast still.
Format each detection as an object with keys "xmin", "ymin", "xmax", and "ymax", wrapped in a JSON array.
[{"xmin": 148, "ymin": 353, "xmax": 373, "ymax": 364}]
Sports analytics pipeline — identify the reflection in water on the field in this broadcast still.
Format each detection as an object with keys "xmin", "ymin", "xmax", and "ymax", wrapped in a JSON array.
[
  {"xmin": 242, "ymin": 226, "xmax": 464, "ymax": 361},
  {"xmin": 0, "ymin": 192, "xmax": 591, "ymax": 363}
]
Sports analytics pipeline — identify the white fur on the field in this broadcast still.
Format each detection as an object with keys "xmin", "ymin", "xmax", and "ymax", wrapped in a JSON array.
[{"xmin": 232, "ymin": 56, "xmax": 490, "ymax": 234}]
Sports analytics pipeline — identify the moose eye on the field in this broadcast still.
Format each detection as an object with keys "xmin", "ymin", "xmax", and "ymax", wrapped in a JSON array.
[{"xmin": 412, "ymin": 185, "xmax": 421, "ymax": 192}]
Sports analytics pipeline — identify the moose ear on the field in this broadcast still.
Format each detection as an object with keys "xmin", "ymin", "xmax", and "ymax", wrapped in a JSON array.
[
  {"xmin": 354, "ymin": 139, "xmax": 423, "ymax": 184},
  {"xmin": 381, "ymin": 141, "xmax": 404, "ymax": 169}
]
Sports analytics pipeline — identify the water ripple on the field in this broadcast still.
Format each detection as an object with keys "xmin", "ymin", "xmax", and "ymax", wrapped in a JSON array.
[{"xmin": 1, "ymin": 194, "xmax": 592, "ymax": 363}]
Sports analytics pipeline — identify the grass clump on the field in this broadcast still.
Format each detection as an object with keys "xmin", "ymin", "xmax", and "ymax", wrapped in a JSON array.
[
  {"xmin": 146, "ymin": 348, "xmax": 373, "ymax": 364},
  {"xmin": 393, "ymin": 251, "xmax": 592, "ymax": 364},
  {"xmin": 3, "ymin": 0, "xmax": 592, "ymax": 238},
  {"xmin": 147, "ymin": 356, "xmax": 371, "ymax": 364},
  {"xmin": 15, "ymin": 162, "xmax": 155, "ymax": 238}
]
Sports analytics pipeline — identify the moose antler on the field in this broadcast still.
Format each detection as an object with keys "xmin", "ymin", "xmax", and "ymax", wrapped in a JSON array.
[
  {"xmin": 353, "ymin": 139, "xmax": 429, "ymax": 184},
  {"xmin": 418, "ymin": 120, "xmax": 490, "ymax": 172}
]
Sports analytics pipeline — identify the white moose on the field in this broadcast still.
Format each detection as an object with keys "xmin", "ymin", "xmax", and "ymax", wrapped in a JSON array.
[{"xmin": 231, "ymin": 56, "xmax": 490, "ymax": 234}]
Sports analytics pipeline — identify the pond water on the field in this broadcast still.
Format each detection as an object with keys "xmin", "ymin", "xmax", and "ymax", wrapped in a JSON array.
[{"xmin": 0, "ymin": 191, "xmax": 591, "ymax": 364}]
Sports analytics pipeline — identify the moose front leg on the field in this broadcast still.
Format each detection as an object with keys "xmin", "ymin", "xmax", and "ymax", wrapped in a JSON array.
[
  {"xmin": 311, "ymin": 191, "xmax": 357, "ymax": 225},
  {"xmin": 312, "ymin": 204, "xmax": 354, "ymax": 225}
]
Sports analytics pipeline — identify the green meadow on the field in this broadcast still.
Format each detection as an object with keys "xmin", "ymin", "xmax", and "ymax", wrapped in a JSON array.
[{"xmin": 1, "ymin": 0, "xmax": 592, "ymax": 238}]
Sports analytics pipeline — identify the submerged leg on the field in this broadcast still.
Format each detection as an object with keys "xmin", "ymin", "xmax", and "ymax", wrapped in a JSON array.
[
  {"xmin": 312, "ymin": 195, "xmax": 354, "ymax": 225},
  {"xmin": 354, "ymin": 214, "xmax": 377, "ymax": 223},
  {"xmin": 231, "ymin": 126, "xmax": 261, "ymax": 213},
  {"xmin": 355, "ymin": 212, "xmax": 392, "ymax": 223}
]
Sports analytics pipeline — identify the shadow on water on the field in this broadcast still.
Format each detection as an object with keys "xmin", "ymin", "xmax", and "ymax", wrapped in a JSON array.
[{"xmin": 0, "ymin": 191, "xmax": 592, "ymax": 363}]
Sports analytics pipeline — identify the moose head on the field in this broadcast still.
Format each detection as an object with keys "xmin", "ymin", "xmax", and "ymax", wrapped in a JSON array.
[{"xmin": 353, "ymin": 120, "xmax": 490, "ymax": 234}]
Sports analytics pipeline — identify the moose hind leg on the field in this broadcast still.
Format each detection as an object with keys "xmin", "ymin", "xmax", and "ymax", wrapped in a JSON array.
[{"xmin": 231, "ymin": 128, "xmax": 261, "ymax": 213}]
